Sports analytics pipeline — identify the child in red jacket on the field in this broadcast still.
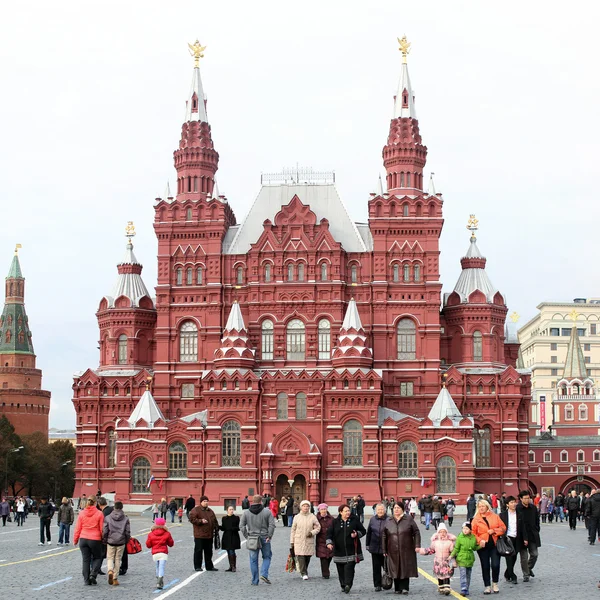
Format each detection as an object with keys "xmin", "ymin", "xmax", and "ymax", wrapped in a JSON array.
[{"xmin": 145, "ymin": 517, "xmax": 174, "ymax": 589}]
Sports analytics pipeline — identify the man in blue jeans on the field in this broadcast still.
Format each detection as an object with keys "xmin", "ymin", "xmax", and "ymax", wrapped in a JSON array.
[{"xmin": 240, "ymin": 494, "xmax": 276, "ymax": 585}]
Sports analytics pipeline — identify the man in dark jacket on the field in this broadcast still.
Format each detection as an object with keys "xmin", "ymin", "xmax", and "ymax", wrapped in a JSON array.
[
  {"xmin": 184, "ymin": 494, "xmax": 196, "ymax": 519},
  {"xmin": 516, "ymin": 490, "xmax": 541, "ymax": 582},
  {"xmin": 241, "ymin": 495, "xmax": 250, "ymax": 510},
  {"xmin": 356, "ymin": 495, "xmax": 366, "ymax": 524},
  {"xmin": 168, "ymin": 498, "xmax": 178, "ymax": 523},
  {"xmin": 285, "ymin": 494, "xmax": 294, "ymax": 526},
  {"xmin": 102, "ymin": 501, "xmax": 131, "ymax": 586},
  {"xmin": 554, "ymin": 492, "xmax": 565, "ymax": 522},
  {"xmin": 566, "ymin": 490, "xmax": 580, "ymax": 530},
  {"xmin": 422, "ymin": 495, "xmax": 433, "ymax": 530},
  {"xmin": 37, "ymin": 497, "xmax": 54, "ymax": 545},
  {"xmin": 56, "ymin": 497, "xmax": 74, "ymax": 545},
  {"xmin": 585, "ymin": 489, "xmax": 600, "ymax": 545},
  {"xmin": 366, "ymin": 503, "xmax": 389, "ymax": 591},
  {"xmin": 189, "ymin": 495, "xmax": 219, "ymax": 571}
]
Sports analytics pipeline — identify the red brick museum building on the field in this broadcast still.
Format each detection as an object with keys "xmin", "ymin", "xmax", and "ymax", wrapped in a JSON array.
[{"xmin": 72, "ymin": 40, "xmax": 531, "ymax": 507}]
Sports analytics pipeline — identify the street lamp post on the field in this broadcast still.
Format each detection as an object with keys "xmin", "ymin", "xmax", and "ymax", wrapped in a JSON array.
[
  {"xmin": 4, "ymin": 446, "xmax": 24, "ymax": 496},
  {"xmin": 54, "ymin": 460, "xmax": 72, "ymax": 501}
]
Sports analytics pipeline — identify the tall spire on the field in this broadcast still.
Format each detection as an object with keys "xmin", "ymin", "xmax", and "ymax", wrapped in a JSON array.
[
  {"xmin": 383, "ymin": 36, "xmax": 427, "ymax": 195},
  {"xmin": 563, "ymin": 312, "xmax": 588, "ymax": 380},
  {"xmin": 1, "ymin": 245, "xmax": 34, "ymax": 355},
  {"xmin": 331, "ymin": 298, "xmax": 373, "ymax": 367},
  {"xmin": 174, "ymin": 40, "xmax": 219, "ymax": 200}
]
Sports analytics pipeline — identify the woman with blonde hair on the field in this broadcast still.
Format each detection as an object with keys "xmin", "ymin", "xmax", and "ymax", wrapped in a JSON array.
[
  {"xmin": 470, "ymin": 499, "xmax": 506, "ymax": 594},
  {"xmin": 290, "ymin": 499, "xmax": 320, "ymax": 579}
]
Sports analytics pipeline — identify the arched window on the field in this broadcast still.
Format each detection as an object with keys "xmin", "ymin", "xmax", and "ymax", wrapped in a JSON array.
[
  {"xmin": 261, "ymin": 319, "xmax": 274, "ymax": 360},
  {"xmin": 403, "ymin": 203, "xmax": 409, "ymax": 217},
  {"xmin": 436, "ymin": 456, "xmax": 456, "ymax": 493},
  {"xmin": 473, "ymin": 331, "xmax": 483, "ymax": 361},
  {"xmin": 287, "ymin": 264, "xmax": 294, "ymax": 281},
  {"xmin": 298, "ymin": 263, "xmax": 305, "ymax": 282},
  {"xmin": 277, "ymin": 392, "xmax": 288, "ymax": 419},
  {"xmin": 186, "ymin": 267, "xmax": 193, "ymax": 285},
  {"xmin": 168, "ymin": 442, "xmax": 187, "ymax": 477},
  {"xmin": 544, "ymin": 451, "xmax": 552, "ymax": 463},
  {"xmin": 179, "ymin": 321, "xmax": 198, "ymax": 362},
  {"xmin": 579, "ymin": 404, "xmax": 588, "ymax": 420},
  {"xmin": 393, "ymin": 264, "xmax": 400, "ymax": 282},
  {"xmin": 528, "ymin": 451, "xmax": 535, "ymax": 463},
  {"xmin": 186, "ymin": 207, "xmax": 192, "ymax": 221},
  {"xmin": 132, "ymin": 457, "xmax": 151, "ymax": 493},
  {"xmin": 264, "ymin": 264, "xmax": 271, "ymax": 282},
  {"xmin": 117, "ymin": 334, "xmax": 127, "ymax": 365},
  {"xmin": 475, "ymin": 427, "xmax": 491, "ymax": 467},
  {"xmin": 295, "ymin": 392, "xmax": 307, "ymax": 419},
  {"xmin": 222, "ymin": 421, "xmax": 241, "ymax": 467},
  {"xmin": 318, "ymin": 319, "xmax": 331, "ymax": 360},
  {"xmin": 403, "ymin": 264, "xmax": 410, "ymax": 282},
  {"xmin": 320, "ymin": 262, "xmax": 327, "ymax": 281},
  {"xmin": 561, "ymin": 450, "xmax": 568, "ymax": 462},
  {"xmin": 107, "ymin": 429, "xmax": 117, "ymax": 468},
  {"xmin": 565, "ymin": 404, "xmax": 574, "ymax": 420},
  {"xmin": 398, "ymin": 441, "xmax": 418, "ymax": 478},
  {"xmin": 287, "ymin": 319, "xmax": 305, "ymax": 360},
  {"xmin": 236, "ymin": 266, "xmax": 244, "ymax": 284},
  {"xmin": 176, "ymin": 267, "xmax": 183, "ymax": 285},
  {"xmin": 414, "ymin": 264, "xmax": 421, "ymax": 282},
  {"xmin": 196, "ymin": 266, "xmax": 203, "ymax": 285},
  {"xmin": 343, "ymin": 420, "xmax": 363, "ymax": 466},
  {"xmin": 577, "ymin": 450, "xmax": 585, "ymax": 462},
  {"xmin": 397, "ymin": 319, "xmax": 416, "ymax": 360},
  {"xmin": 478, "ymin": 384, "xmax": 484, "ymax": 394},
  {"xmin": 594, "ymin": 450, "xmax": 600, "ymax": 462},
  {"xmin": 351, "ymin": 265, "xmax": 358, "ymax": 283}
]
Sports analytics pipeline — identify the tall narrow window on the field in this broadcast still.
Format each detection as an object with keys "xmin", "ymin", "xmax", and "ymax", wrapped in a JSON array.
[
  {"xmin": 286, "ymin": 319, "xmax": 305, "ymax": 360},
  {"xmin": 579, "ymin": 404, "xmax": 588, "ymax": 420},
  {"xmin": 176, "ymin": 268, "xmax": 183, "ymax": 285},
  {"xmin": 236, "ymin": 267, "xmax": 243, "ymax": 284},
  {"xmin": 414, "ymin": 265, "xmax": 421, "ymax": 282},
  {"xmin": 187, "ymin": 267, "xmax": 193, "ymax": 285},
  {"xmin": 403, "ymin": 204, "xmax": 409, "ymax": 216},
  {"xmin": 222, "ymin": 421, "xmax": 241, "ymax": 467},
  {"xmin": 351, "ymin": 265, "xmax": 358, "ymax": 283},
  {"xmin": 277, "ymin": 393, "xmax": 288, "ymax": 419},
  {"xmin": 397, "ymin": 319, "xmax": 416, "ymax": 359},
  {"xmin": 403, "ymin": 264, "xmax": 410, "ymax": 282},
  {"xmin": 473, "ymin": 331, "xmax": 483, "ymax": 361},
  {"xmin": 196, "ymin": 267, "xmax": 203, "ymax": 285},
  {"xmin": 343, "ymin": 420, "xmax": 363, "ymax": 466},
  {"xmin": 131, "ymin": 457, "xmax": 151, "ymax": 493},
  {"xmin": 287, "ymin": 264, "xmax": 294, "ymax": 281},
  {"xmin": 398, "ymin": 441, "xmax": 418, "ymax": 478},
  {"xmin": 168, "ymin": 442, "xmax": 187, "ymax": 477},
  {"xmin": 318, "ymin": 319, "xmax": 331, "ymax": 359},
  {"xmin": 118, "ymin": 334, "xmax": 127, "ymax": 365},
  {"xmin": 261, "ymin": 320, "xmax": 274, "ymax": 360},
  {"xmin": 298, "ymin": 263, "xmax": 305, "ymax": 281},
  {"xmin": 295, "ymin": 392, "xmax": 307, "ymax": 419},
  {"xmin": 264, "ymin": 264, "xmax": 271, "ymax": 282},
  {"xmin": 107, "ymin": 430, "xmax": 117, "ymax": 468},
  {"xmin": 436, "ymin": 457, "xmax": 456, "ymax": 493},
  {"xmin": 321, "ymin": 262, "xmax": 327, "ymax": 281},
  {"xmin": 393, "ymin": 264, "xmax": 400, "ymax": 282},
  {"xmin": 475, "ymin": 427, "xmax": 491, "ymax": 467},
  {"xmin": 179, "ymin": 321, "xmax": 198, "ymax": 362},
  {"xmin": 186, "ymin": 207, "xmax": 192, "ymax": 221}
]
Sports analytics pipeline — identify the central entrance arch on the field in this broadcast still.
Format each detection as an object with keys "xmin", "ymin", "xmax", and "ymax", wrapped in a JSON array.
[{"xmin": 275, "ymin": 473, "xmax": 307, "ymax": 503}]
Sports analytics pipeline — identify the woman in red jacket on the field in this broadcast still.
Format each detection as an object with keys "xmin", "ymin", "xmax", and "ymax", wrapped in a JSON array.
[
  {"xmin": 73, "ymin": 496, "xmax": 104, "ymax": 585},
  {"xmin": 471, "ymin": 499, "xmax": 506, "ymax": 595}
]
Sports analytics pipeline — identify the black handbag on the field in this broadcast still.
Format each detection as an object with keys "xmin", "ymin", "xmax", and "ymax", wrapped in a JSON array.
[
  {"xmin": 495, "ymin": 535, "xmax": 515, "ymax": 556},
  {"xmin": 213, "ymin": 527, "xmax": 221, "ymax": 550},
  {"xmin": 382, "ymin": 556, "xmax": 393, "ymax": 590}
]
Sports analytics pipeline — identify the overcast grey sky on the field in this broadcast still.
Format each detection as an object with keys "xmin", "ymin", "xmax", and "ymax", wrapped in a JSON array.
[{"xmin": 2, "ymin": 1, "xmax": 598, "ymax": 429}]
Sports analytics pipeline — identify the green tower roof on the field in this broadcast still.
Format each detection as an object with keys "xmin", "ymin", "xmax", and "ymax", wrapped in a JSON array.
[{"xmin": 7, "ymin": 254, "xmax": 22, "ymax": 279}]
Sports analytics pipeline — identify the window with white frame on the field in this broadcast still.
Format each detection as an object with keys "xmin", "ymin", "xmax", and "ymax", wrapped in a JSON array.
[
  {"xmin": 594, "ymin": 450, "xmax": 600, "ymax": 462},
  {"xmin": 577, "ymin": 450, "xmax": 585, "ymax": 462},
  {"xmin": 320, "ymin": 262, "xmax": 327, "ymax": 281},
  {"xmin": 397, "ymin": 319, "xmax": 416, "ymax": 359},
  {"xmin": 400, "ymin": 382, "xmax": 414, "ymax": 396},
  {"xmin": 343, "ymin": 420, "xmax": 363, "ymax": 466},
  {"xmin": 393, "ymin": 264, "xmax": 400, "ymax": 282},
  {"xmin": 179, "ymin": 321, "xmax": 198, "ymax": 362},
  {"xmin": 318, "ymin": 319, "xmax": 331, "ymax": 359},
  {"xmin": 403, "ymin": 264, "xmax": 410, "ymax": 282},
  {"xmin": 414, "ymin": 264, "xmax": 421, "ymax": 282},
  {"xmin": 528, "ymin": 451, "xmax": 535, "ymax": 463},
  {"xmin": 286, "ymin": 319, "xmax": 305, "ymax": 360},
  {"xmin": 398, "ymin": 441, "xmax": 418, "ymax": 478},
  {"xmin": 560, "ymin": 450, "xmax": 568, "ymax": 462},
  {"xmin": 565, "ymin": 404, "xmax": 574, "ymax": 420},
  {"xmin": 287, "ymin": 264, "xmax": 294, "ymax": 281},
  {"xmin": 222, "ymin": 421, "xmax": 241, "ymax": 467},
  {"xmin": 261, "ymin": 319, "xmax": 274, "ymax": 360},
  {"xmin": 118, "ymin": 334, "xmax": 127, "ymax": 365},
  {"xmin": 236, "ymin": 266, "xmax": 244, "ymax": 284},
  {"xmin": 473, "ymin": 331, "xmax": 483, "ymax": 361},
  {"xmin": 295, "ymin": 392, "xmax": 307, "ymax": 419},
  {"xmin": 579, "ymin": 404, "xmax": 588, "ymax": 420},
  {"xmin": 351, "ymin": 265, "xmax": 358, "ymax": 283},
  {"xmin": 543, "ymin": 451, "xmax": 551, "ymax": 463},
  {"xmin": 196, "ymin": 266, "xmax": 203, "ymax": 285},
  {"xmin": 264, "ymin": 263, "xmax": 271, "ymax": 282},
  {"xmin": 176, "ymin": 267, "xmax": 183, "ymax": 285}
]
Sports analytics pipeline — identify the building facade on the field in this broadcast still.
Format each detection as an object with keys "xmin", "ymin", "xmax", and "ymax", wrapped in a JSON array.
[
  {"xmin": 72, "ymin": 40, "xmax": 531, "ymax": 506},
  {"xmin": 0, "ymin": 249, "xmax": 51, "ymax": 437}
]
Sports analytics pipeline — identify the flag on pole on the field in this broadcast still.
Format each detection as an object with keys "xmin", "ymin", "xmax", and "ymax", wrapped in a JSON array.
[
  {"xmin": 420, "ymin": 476, "xmax": 425, "ymax": 487},
  {"xmin": 157, "ymin": 479, "xmax": 164, "ymax": 491},
  {"xmin": 147, "ymin": 475, "xmax": 156, "ymax": 489}
]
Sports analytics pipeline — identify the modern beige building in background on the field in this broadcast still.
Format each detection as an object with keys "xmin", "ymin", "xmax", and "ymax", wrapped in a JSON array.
[{"xmin": 518, "ymin": 298, "xmax": 600, "ymax": 434}]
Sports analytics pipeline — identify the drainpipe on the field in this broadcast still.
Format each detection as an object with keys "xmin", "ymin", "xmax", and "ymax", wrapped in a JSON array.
[
  {"xmin": 319, "ymin": 380, "xmax": 326, "ymax": 499},
  {"xmin": 378, "ymin": 423, "xmax": 385, "ymax": 500},
  {"xmin": 96, "ymin": 384, "xmax": 101, "ymax": 493},
  {"xmin": 200, "ymin": 424, "xmax": 206, "ymax": 497},
  {"xmin": 256, "ymin": 378, "xmax": 262, "ymax": 496}
]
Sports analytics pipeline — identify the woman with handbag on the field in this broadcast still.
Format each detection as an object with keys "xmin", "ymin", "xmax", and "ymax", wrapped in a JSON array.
[
  {"xmin": 326, "ymin": 504, "xmax": 366, "ymax": 593},
  {"xmin": 290, "ymin": 500, "xmax": 320, "ymax": 580},
  {"xmin": 499, "ymin": 496, "xmax": 520, "ymax": 584},
  {"xmin": 471, "ymin": 499, "xmax": 507, "ymax": 594},
  {"xmin": 382, "ymin": 502, "xmax": 422, "ymax": 595},
  {"xmin": 220, "ymin": 505, "xmax": 240, "ymax": 572}
]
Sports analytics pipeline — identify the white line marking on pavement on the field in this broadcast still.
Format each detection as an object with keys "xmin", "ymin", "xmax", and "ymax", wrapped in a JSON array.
[
  {"xmin": 0, "ymin": 527, "xmax": 36, "ymax": 534},
  {"xmin": 546, "ymin": 543, "xmax": 566, "ymax": 548},
  {"xmin": 32, "ymin": 576, "xmax": 73, "ymax": 590},
  {"xmin": 154, "ymin": 540, "xmax": 246, "ymax": 599},
  {"xmin": 0, "ymin": 560, "xmax": 7, "ymax": 563},
  {"xmin": 37, "ymin": 547, "xmax": 62, "ymax": 555}
]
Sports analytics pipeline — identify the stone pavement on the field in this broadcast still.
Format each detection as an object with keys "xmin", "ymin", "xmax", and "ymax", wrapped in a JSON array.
[{"xmin": 0, "ymin": 513, "xmax": 595, "ymax": 599}]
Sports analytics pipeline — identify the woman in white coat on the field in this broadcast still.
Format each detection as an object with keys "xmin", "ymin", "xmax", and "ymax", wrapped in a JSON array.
[{"xmin": 290, "ymin": 499, "xmax": 321, "ymax": 579}]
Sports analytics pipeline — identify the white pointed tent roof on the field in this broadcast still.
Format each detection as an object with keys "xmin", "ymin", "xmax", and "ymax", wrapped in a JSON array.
[
  {"xmin": 427, "ymin": 386, "xmax": 463, "ymax": 426},
  {"xmin": 128, "ymin": 390, "xmax": 165, "ymax": 427},
  {"xmin": 342, "ymin": 298, "xmax": 364, "ymax": 330},
  {"xmin": 393, "ymin": 62, "xmax": 417, "ymax": 119},
  {"xmin": 163, "ymin": 181, "xmax": 171, "ymax": 201},
  {"xmin": 225, "ymin": 300, "xmax": 246, "ymax": 331},
  {"xmin": 185, "ymin": 64, "xmax": 208, "ymax": 123},
  {"xmin": 428, "ymin": 173, "xmax": 436, "ymax": 196},
  {"xmin": 453, "ymin": 236, "xmax": 498, "ymax": 303},
  {"xmin": 376, "ymin": 174, "xmax": 384, "ymax": 196}
]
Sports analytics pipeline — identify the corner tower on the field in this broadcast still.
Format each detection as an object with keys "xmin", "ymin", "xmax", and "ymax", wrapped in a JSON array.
[{"xmin": 0, "ymin": 246, "xmax": 51, "ymax": 436}]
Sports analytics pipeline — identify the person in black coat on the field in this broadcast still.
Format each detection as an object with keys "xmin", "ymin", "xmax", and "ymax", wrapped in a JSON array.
[
  {"xmin": 566, "ymin": 490, "xmax": 580, "ymax": 530},
  {"xmin": 515, "ymin": 490, "xmax": 541, "ymax": 582},
  {"xmin": 285, "ymin": 495, "xmax": 294, "ymax": 527},
  {"xmin": 366, "ymin": 503, "xmax": 389, "ymax": 591},
  {"xmin": 499, "ymin": 495, "xmax": 523, "ymax": 584},
  {"xmin": 326, "ymin": 504, "xmax": 366, "ymax": 594},
  {"xmin": 184, "ymin": 495, "xmax": 196, "ymax": 520},
  {"xmin": 585, "ymin": 490, "xmax": 600, "ymax": 545},
  {"xmin": 220, "ymin": 505, "xmax": 241, "ymax": 572}
]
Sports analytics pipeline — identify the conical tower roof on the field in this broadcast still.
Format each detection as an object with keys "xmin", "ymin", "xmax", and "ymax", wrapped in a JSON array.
[
  {"xmin": 7, "ymin": 253, "xmax": 22, "ymax": 279},
  {"xmin": 214, "ymin": 301, "xmax": 256, "ymax": 367},
  {"xmin": 563, "ymin": 325, "xmax": 588, "ymax": 380},
  {"xmin": 427, "ymin": 385, "xmax": 462, "ymax": 426},
  {"xmin": 128, "ymin": 389, "xmax": 165, "ymax": 427},
  {"xmin": 331, "ymin": 298, "xmax": 373, "ymax": 367}
]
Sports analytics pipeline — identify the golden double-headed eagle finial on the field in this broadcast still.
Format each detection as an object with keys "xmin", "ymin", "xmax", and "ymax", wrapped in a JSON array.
[
  {"xmin": 569, "ymin": 309, "xmax": 579, "ymax": 322},
  {"xmin": 188, "ymin": 40, "xmax": 207, "ymax": 68},
  {"xmin": 510, "ymin": 311, "xmax": 520, "ymax": 323},
  {"xmin": 125, "ymin": 221, "xmax": 136, "ymax": 240},
  {"xmin": 466, "ymin": 214, "xmax": 479, "ymax": 232},
  {"xmin": 398, "ymin": 35, "xmax": 411, "ymax": 64}
]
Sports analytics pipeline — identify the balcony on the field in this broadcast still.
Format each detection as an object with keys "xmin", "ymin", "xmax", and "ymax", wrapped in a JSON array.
[{"xmin": 552, "ymin": 394, "xmax": 597, "ymax": 401}]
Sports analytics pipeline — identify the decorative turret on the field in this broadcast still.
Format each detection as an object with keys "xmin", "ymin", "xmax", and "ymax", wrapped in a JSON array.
[
  {"xmin": 174, "ymin": 40, "xmax": 219, "ymax": 200},
  {"xmin": 213, "ymin": 301, "xmax": 256, "ymax": 368},
  {"xmin": 562, "ymin": 312, "xmax": 590, "ymax": 381},
  {"xmin": 0, "ymin": 244, "xmax": 34, "ymax": 356},
  {"xmin": 331, "ymin": 298, "xmax": 373, "ymax": 367},
  {"xmin": 427, "ymin": 383, "xmax": 463, "ymax": 427},
  {"xmin": 383, "ymin": 36, "xmax": 427, "ymax": 195},
  {"xmin": 128, "ymin": 387, "xmax": 165, "ymax": 428}
]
